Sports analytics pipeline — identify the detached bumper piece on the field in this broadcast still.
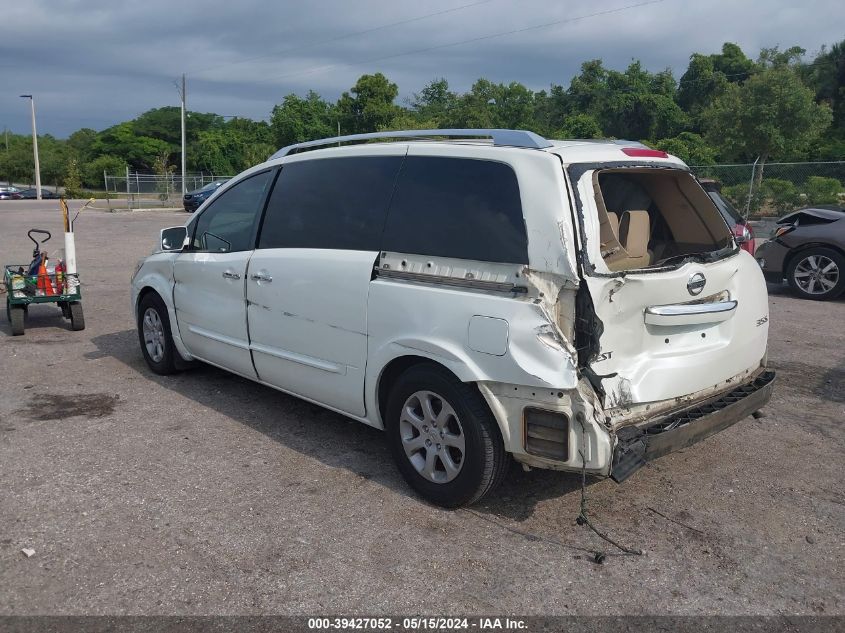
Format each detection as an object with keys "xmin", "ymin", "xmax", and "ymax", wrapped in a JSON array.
[{"xmin": 611, "ymin": 370, "xmax": 776, "ymax": 482}]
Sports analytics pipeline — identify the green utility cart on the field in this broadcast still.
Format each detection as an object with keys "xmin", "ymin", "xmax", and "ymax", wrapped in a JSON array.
[{"xmin": 4, "ymin": 229, "xmax": 84, "ymax": 336}]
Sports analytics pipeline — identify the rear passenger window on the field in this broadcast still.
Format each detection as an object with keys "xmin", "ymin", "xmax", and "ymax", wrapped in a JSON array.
[
  {"xmin": 258, "ymin": 156, "xmax": 402, "ymax": 251},
  {"xmin": 382, "ymin": 156, "xmax": 527, "ymax": 263}
]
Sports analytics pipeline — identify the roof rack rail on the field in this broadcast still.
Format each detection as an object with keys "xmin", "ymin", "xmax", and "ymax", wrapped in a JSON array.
[
  {"xmin": 270, "ymin": 128, "xmax": 552, "ymax": 159},
  {"xmin": 557, "ymin": 138, "xmax": 650, "ymax": 149}
]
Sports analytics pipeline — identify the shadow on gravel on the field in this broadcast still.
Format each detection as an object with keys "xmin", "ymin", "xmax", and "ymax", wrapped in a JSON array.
[
  {"xmin": 768, "ymin": 358, "xmax": 845, "ymax": 406},
  {"xmin": 90, "ymin": 329, "xmax": 589, "ymax": 519},
  {"xmin": 0, "ymin": 302, "xmax": 75, "ymax": 337}
]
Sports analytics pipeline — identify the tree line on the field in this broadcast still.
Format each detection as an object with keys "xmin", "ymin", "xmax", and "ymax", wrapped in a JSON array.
[{"xmin": 1, "ymin": 40, "xmax": 842, "ymax": 194}]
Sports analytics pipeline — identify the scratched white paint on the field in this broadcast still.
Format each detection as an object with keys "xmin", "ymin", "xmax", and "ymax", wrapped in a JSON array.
[{"xmin": 130, "ymin": 138, "xmax": 770, "ymax": 477}]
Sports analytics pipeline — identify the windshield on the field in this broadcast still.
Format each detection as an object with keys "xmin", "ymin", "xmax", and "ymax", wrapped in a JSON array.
[{"xmin": 200, "ymin": 180, "xmax": 226, "ymax": 192}]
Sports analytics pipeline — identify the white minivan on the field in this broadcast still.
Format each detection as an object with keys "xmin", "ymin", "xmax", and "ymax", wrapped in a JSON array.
[{"xmin": 131, "ymin": 129, "xmax": 774, "ymax": 507}]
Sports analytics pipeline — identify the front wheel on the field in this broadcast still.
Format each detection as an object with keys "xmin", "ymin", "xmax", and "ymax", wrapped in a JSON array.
[
  {"xmin": 786, "ymin": 247, "xmax": 845, "ymax": 301},
  {"xmin": 137, "ymin": 293, "xmax": 177, "ymax": 374},
  {"xmin": 385, "ymin": 363, "xmax": 509, "ymax": 508}
]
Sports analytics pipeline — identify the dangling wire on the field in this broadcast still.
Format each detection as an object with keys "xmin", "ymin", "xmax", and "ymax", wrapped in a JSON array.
[{"xmin": 575, "ymin": 413, "xmax": 643, "ymax": 560}]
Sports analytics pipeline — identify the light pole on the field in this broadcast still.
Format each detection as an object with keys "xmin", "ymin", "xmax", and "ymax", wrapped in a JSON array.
[
  {"xmin": 176, "ymin": 75, "xmax": 187, "ymax": 196},
  {"xmin": 19, "ymin": 95, "xmax": 42, "ymax": 200}
]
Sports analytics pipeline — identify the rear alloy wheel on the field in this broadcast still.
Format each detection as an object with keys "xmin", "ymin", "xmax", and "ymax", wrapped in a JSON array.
[
  {"xmin": 386, "ymin": 363, "xmax": 508, "ymax": 508},
  {"xmin": 787, "ymin": 247, "xmax": 845, "ymax": 301},
  {"xmin": 399, "ymin": 390, "xmax": 467, "ymax": 484}
]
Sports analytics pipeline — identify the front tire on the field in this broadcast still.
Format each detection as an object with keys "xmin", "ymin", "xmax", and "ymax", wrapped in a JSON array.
[
  {"xmin": 786, "ymin": 247, "xmax": 845, "ymax": 301},
  {"xmin": 137, "ymin": 293, "xmax": 177, "ymax": 374},
  {"xmin": 385, "ymin": 363, "xmax": 508, "ymax": 508}
]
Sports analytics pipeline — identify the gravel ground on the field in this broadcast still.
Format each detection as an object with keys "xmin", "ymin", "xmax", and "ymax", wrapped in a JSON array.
[{"xmin": 0, "ymin": 201, "xmax": 842, "ymax": 616}]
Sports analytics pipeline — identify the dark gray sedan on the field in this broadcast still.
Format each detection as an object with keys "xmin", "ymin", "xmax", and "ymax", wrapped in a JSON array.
[
  {"xmin": 17, "ymin": 188, "xmax": 60, "ymax": 199},
  {"xmin": 756, "ymin": 206, "xmax": 845, "ymax": 300}
]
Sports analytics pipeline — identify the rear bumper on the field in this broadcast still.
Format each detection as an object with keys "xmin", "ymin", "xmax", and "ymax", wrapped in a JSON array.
[{"xmin": 610, "ymin": 369, "xmax": 775, "ymax": 482}]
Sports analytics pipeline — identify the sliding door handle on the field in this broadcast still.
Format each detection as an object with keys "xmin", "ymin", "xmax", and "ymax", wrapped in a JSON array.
[{"xmin": 250, "ymin": 271, "xmax": 273, "ymax": 283}]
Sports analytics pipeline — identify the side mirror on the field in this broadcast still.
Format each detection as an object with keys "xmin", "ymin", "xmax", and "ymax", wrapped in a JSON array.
[{"xmin": 160, "ymin": 226, "xmax": 187, "ymax": 251}]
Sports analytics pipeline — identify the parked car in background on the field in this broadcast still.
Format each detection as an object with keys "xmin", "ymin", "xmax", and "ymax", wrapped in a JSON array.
[
  {"xmin": 0, "ymin": 186, "xmax": 22, "ymax": 200},
  {"xmin": 132, "ymin": 129, "xmax": 773, "ymax": 507},
  {"xmin": 755, "ymin": 206, "xmax": 845, "ymax": 300},
  {"xmin": 698, "ymin": 179, "xmax": 755, "ymax": 256},
  {"xmin": 182, "ymin": 180, "xmax": 229, "ymax": 212},
  {"xmin": 17, "ymin": 188, "xmax": 60, "ymax": 199}
]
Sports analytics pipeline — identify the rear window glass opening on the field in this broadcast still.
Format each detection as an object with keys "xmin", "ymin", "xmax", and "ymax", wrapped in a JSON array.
[{"xmin": 592, "ymin": 168, "xmax": 734, "ymax": 272}]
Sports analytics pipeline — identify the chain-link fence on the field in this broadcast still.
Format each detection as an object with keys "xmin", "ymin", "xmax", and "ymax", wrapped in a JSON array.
[
  {"xmin": 99, "ymin": 162, "xmax": 844, "ymax": 215},
  {"xmin": 690, "ymin": 161, "xmax": 845, "ymax": 218},
  {"xmin": 102, "ymin": 171, "xmax": 233, "ymax": 209}
]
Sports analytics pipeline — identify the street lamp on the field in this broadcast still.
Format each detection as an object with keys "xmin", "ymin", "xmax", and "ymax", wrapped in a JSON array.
[
  {"xmin": 176, "ymin": 75, "xmax": 186, "ymax": 196},
  {"xmin": 19, "ymin": 95, "xmax": 42, "ymax": 200}
]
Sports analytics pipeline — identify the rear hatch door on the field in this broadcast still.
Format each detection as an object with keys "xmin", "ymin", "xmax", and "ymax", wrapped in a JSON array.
[{"xmin": 570, "ymin": 165, "xmax": 770, "ymax": 411}]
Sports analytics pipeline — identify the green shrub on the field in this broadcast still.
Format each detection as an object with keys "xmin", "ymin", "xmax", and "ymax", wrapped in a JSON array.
[
  {"xmin": 762, "ymin": 178, "xmax": 800, "ymax": 214},
  {"xmin": 83, "ymin": 155, "xmax": 127, "ymax": 188},
  {"xmin": 63, "ymin": 158, "xmax": 83, "ymax": 198},
  {"xmin": 556, "ymin": 114, "xmax": 603, "ymax": 139},
  {"xmin": 723, "ymin": 183, "xmax": 764, "ymax": 214},
  {"xmin": 654, "ymin": 132, "xmax": 716, "ymax": 166},
  {"xmin": 803, "ymin": 176, "xmax": 842, "ymax": 205}
]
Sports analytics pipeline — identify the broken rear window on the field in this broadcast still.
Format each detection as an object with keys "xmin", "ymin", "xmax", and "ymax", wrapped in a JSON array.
[{"xmin": 592, "ymin": 168, "xmax": 733, "ymax": 271}]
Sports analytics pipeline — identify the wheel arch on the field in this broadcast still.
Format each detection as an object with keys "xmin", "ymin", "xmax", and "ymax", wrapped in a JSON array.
[
  {"xmin": 376, "ymin": 355, "xmax": 463, "ymax": 428},
  {"xmin": 783, "ymin": 241, "xmax": 845, "ymax": 276},
  {"xmin": 135, "ymin": 285, "xmax": 160, "ymax": 316},
  {"xmin": 134, "ymin": 282, "xmax": 193, "ymax": 362}
]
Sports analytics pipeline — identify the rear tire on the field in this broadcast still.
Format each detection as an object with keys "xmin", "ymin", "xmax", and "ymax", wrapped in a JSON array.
[
  {"xmin": 786, "ymin": 247, "xmax": 845, "ymax": 301},
  {"xmin": 385, "ymin": 363, "xmax": 509, "ymax": 508},
  {"xmin": 137, "ymin": 292, "xmax": 177, "ymax": 375},
  {"xmin": 69, "ymin": 302, "xmax": 85, "ymax": 331},
  {"xmin": 9, "ymin": 305, "xmax": 25, "ymax": 336}
]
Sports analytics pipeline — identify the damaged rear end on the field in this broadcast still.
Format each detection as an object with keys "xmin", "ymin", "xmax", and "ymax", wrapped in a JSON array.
[{"xmin": 564, "ymin": 152, "xmax": 774, "ymax": 481}]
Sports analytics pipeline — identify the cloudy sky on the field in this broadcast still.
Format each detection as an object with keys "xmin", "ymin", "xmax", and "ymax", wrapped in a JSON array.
[{"xmin": 1, "ymin": 0, "xmax": 841, "ymax": 137}]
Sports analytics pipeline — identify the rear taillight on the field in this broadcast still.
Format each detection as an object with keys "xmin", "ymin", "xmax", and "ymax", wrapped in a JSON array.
[{"xmin": 621, "ymin": 147, "xmax": 669, "ymax": 158}]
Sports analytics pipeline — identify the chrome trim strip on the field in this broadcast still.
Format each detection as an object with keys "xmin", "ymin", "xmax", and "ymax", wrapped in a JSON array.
[
  {"xmin": 644, "ymin": 300, "xmax": 738, "ymax": 326},
  {"xmin": 646, "ymin": 300, "xmax": 738, "ymax": 317}
]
